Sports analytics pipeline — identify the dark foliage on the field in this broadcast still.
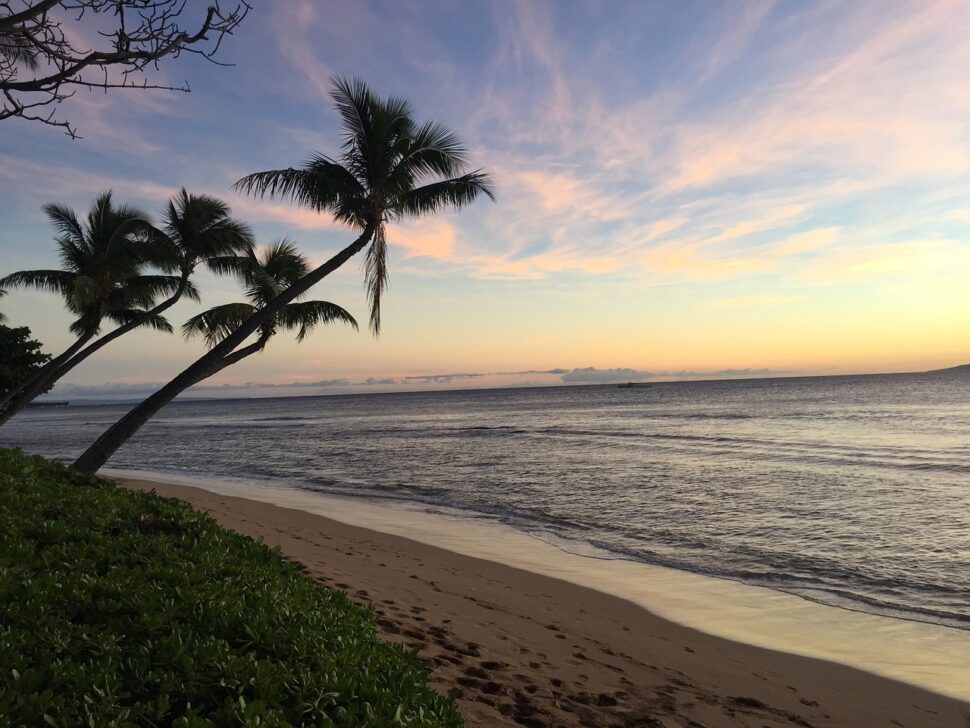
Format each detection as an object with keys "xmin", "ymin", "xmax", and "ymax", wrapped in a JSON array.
[{"xmin": 0, "ymin": 324, "xmax": 50, "ymax": 398}]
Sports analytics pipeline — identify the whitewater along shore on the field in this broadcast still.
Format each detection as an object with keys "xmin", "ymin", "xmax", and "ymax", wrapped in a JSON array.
[{"xmin": 118, "ymin": 477, "xmax": 969, "ymax": 727}]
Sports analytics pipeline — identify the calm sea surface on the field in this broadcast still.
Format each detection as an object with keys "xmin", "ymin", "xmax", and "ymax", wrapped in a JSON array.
[{"xmin": 3, "ymin": 373, "xmax": 969, "ymax": 629}]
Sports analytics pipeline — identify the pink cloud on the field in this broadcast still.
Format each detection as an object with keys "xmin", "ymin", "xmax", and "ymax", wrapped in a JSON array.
[{"xmin": 387, "ymin": 220, "xmax": 456, "ymax": 259}]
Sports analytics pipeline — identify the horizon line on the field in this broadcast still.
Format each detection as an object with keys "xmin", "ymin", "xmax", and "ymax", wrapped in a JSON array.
[{"xmin": 36, "ymin": 362, "xmax": 968, "ymax": 406}]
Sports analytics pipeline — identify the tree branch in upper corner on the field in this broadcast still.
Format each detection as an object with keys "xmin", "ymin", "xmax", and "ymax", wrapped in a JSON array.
[{"xmin": 0, "ymin": 0, "xmax": 251, "ymax": 138}]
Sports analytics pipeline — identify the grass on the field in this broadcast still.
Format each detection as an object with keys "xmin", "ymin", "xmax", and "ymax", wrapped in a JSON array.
[{"xmin": 0, "ymin": 448, "xmax": 462, "ymax": 727}]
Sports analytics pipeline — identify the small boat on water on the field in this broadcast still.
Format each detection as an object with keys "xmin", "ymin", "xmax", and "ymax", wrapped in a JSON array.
[{"xmin": 616, "ymin": 382, "xmax": 652, "ymax": 389}]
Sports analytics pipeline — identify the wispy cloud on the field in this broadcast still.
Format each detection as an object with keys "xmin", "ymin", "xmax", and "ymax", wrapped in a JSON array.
[
  {"xmin": 4, "ymin": 1, "xmax": 969, "ymax": 384},
  {"xmin": 404, "ymin": 372, "xmax": 484, "ymax": 384},
  {"xmin": 792, "ymin": 239, "xmax": 970, "ymax": 286}
]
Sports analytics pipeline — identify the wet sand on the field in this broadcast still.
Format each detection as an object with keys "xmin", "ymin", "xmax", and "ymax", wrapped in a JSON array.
[{"xmin": 119, "ymin": 477, "xmax": 969, "ymax": 727}]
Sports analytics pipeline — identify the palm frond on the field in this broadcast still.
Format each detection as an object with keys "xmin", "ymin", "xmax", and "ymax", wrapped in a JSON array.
[
  {"xmin": 42, "ymin": 203, "xmax": 87, "ymax": 247},
  {"xmin": 67, "ymin": 276, "xmax": 101, "ymax": 314},
  {"xmin": 391, "ymin": 120, "xmax": 469, "ymax": 186},
  {"xmin": 170, "ymin": 188, "xmax": 232, "ymax": 227},
  {"xmin": 395, "ymin": 171, "xmax": 496, "ymax": 219},
  {"xmin": 233, "ymin": 158, "xmax": 366, "ymax": 222},
  {"xmin": 68, "ymin": 310, "xmax": 101, "ymax": 337},
  {"xmin": 106, "ymin": 309, "xmax": 174, "ymax": 334},
  {"xmin": 206, "ymin": 253, "xmax": 253, "ymax": 278},
  {"xmin": 363, "ymin": 226, "xmax": 388, "ymax": 335},
  {"xmin": 68, "ymin": 319, "xmax": 91, "ymax": 337},
  {"xmin": 242, "ymin": 240, "xmax": 308, "ymax": 305},
  {"xmin": 181, "ymin": 278, "xmax": 202, "ymax": 303},
  {"xmin": 138, "ymin": 228, "xmax": 183, "ymax": 273},
  {"xmin": 182, "ymin": 302, "xmax": 257, "ymax": 348},
  {"xmin": 165, "ymin": 189, "xmax": 255, "ymax": 262},
  {"xmin": 120, "ymin": 274, "xmax": 185, "ymax": 308},
  {"xmin": 104, "ymin": 215, "xmax": 155, "ymax": 265},
  {"xmin": 283, "ymin": 300, "xmax": 358, "ymax": 342},
  {"xmin": 258, "ymin": 240, "xmax": 309, "ymax": 284},
  {"xmin": 198, "ymin": 217, "xmax": 256, "ymax": 257},
  {"xmin": 78, "ymin": 191, "xmax": 153, "ymax": 270},
  {"xmin": 55, "ymin": 234, "xmax": 93, "ymax": 272},
  {"xmin": 330, "ymin": 76, "xmax": 377, "ymax": 166},
  {"xmin": 0, "ymin": 269, "xmax": 74, "ymax": 295}
]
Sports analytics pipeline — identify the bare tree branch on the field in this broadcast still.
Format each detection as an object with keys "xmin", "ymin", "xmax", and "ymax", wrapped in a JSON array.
[{"xmin": 0, "ymin": 0, "xmax": 250, "ymax": 137}]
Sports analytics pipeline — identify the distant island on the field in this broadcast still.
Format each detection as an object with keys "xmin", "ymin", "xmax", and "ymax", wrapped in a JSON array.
[{"xmin": 926, "ymin": 363, "xmax": 970, "ymax": 375}]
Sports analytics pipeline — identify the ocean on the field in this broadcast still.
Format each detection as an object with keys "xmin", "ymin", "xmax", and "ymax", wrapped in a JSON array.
[{"xmin": 3, "ymin": 371, "xmax": 968, "ymax": 630}]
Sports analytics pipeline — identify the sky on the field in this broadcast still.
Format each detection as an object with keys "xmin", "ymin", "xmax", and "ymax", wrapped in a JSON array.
[{"xmin": 1, "ymin": 0, "xmax": 969, "ymax": 399}]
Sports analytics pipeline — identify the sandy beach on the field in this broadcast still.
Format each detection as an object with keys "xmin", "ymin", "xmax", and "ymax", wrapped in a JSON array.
[{"xmin": 117, "ymin": 477, "xmax": 968, "ymax": 728}]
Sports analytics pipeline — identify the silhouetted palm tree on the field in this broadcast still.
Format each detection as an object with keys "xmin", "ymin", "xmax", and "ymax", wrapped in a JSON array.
[
  {"xmin": 74, "ymin": 77, "xmax": 494, "ymax": 474},
  {"xmin": 235, "ymin": 77, "xmax": 495, "ymax": 334},
  {"xmin": 183, "ymin": 240, "xmax": 357, "ymax": 371},
  {"xmin": 0, "ymin": 189, "xmax": 252, "ymax": 425},
  {"xmin": 0, "ymin": 289, "xmax": 7, "ymax": 323},
  {"xmin": 0, "ymin": 192, "xmax": 181, "ymax": 421}
]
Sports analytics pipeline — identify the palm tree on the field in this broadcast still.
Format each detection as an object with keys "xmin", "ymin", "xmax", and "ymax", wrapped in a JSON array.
[
  {"xmin": 74, "ymin": 77, "xmax": 494, "ymax": 474},
  {"xmin": 0, "ymin": 191, "xmax": 182, "ymax": 421},
  {"xmin": 0, "ymin": 289, "xmax": 7, "ymax": 323},
  {"xmin": 0, "ymin": 189, "xmax": 253, "ymax": 425},
  {"xmin": 182, "ymin": 240, "xmax": 357, "ymax": 375}
]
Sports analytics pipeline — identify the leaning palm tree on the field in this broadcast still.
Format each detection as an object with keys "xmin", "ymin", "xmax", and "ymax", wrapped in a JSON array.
[
  {"xmin": 0, "ymin": 189, "xmax": 252, "ymax": 425},
  {"xmin": 0, "ymin": 191, "xmax": 182, "ymax": 422},
  {"xmin": 74, "ymin": 76, "xmax": 494, "ymax": 474},
  {"xmin": 182, "ymin": 240, "xmax": 357, "ymax": 376}
]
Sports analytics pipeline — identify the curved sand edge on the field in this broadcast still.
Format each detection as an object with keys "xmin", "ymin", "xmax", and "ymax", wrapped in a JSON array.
[{"xmin": 112, "ymin": 471, "xmax": 969, "ymax": 727}]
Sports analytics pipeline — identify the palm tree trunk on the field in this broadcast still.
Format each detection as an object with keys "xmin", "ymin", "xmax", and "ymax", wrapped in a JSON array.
[
  {"xmin": 73, "ymin": 334, "xmax": 269, "ymax": 474},
  {"xmin": 0, "ymin": 329, "xmax": 96, "ymax": 425},
  {"xmin": 73, "ymin": 225, "xmax": 374, "ymax": 475},
  {"xmin": 0, "ymin": 276, "xmax": 190, "ymax": 427}
]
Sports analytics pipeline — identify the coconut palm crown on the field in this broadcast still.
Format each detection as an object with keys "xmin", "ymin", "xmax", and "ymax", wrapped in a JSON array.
[
  {"xmin": 183, "ymin": 239, "xmax": 357, "ymax": 350},
  {"xmin": 0, "ymin": 191, "xmax": 182, "ymax": 337},
  {"xmin": 0, "ymin": 190, "xmax": 255, "ymax": 426},
  {"xmin": 147, "ymin": 188, "xmax": 255, "ymax": 280},
  {"xmin": 233, "ymin": 76, "xmax": 495, "ymax": 335}
]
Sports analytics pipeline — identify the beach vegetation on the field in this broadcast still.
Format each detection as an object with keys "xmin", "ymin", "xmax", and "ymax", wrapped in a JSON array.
[
  {"xmin": 0, "ymin": 189, "xmax": 253, "ymax": 426},
  {"xmin": 73, "ymin": 77, "xmax": 494, "ymax": 475},
  {"xmin": 0, "ymin": 447, "xmax": 462, "ymax": 726},
  {"xmin": 0, "ymin": 324, "xmax": 50, "ymax": 399}
]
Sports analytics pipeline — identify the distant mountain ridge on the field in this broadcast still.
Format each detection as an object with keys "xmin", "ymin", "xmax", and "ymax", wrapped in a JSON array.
[{"xmin": 927, "ymin": 363, "xmax": 970, "ymax": 375}]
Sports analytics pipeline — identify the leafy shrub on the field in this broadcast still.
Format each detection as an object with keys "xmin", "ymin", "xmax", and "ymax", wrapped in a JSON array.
[{"xmin": 0, "ymin": 448, "xmax": 462, "ymax": 727}]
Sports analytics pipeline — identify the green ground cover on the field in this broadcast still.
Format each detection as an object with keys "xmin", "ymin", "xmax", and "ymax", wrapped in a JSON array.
[{"xmin": 0, "ymin": 448, "xmax": 461, "ymax": 727}]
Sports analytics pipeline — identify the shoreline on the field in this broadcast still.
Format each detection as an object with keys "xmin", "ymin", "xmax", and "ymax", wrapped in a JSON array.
[{"xmin": 111, "ymin": 470, "xmax": 969, "ymax": 727}]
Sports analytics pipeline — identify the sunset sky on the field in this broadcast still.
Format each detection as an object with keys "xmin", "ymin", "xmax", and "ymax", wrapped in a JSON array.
[{"xmin": 1, "ymin": 0, "xmax": 968, "ymax": 398}]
